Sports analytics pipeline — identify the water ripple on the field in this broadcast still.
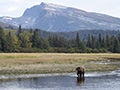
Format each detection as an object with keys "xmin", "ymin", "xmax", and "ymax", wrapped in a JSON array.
[{"xmin": 0, "ymin": 70, "xmax": 120, "ymax": 79}]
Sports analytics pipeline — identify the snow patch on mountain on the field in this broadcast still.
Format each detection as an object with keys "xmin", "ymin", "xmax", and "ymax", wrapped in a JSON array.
[
  {"xmin": 28, "ymin": 17, "xmax": 31, "ymax": 20},
  {"xmin": 2, "ymin": 16, "xmax": 12, "ymax": 20},
  {"xmin": 44, "ymin": 2, "xmax": 67, "ymax": 10},
  {"xmin": 68, "ymin": 21, "xmax": 75, "ymax": 24},
  {"xmin": 78, "ymin": 15, "xmax": 96, "ymax": 23},
  {"xmin": 25, "ymin": 21, "xmax": 28, "ymax": 23},
  {"xmin": 68, "ymin": 11, "xmax": 73, "ymax": 16},
  {"xmin": 47, "ymin": 25, "xmax": 53, "ymax": 31},
  {"xmin": 32, "ymin": 19, "xmax": 36, "ymax": 22}
]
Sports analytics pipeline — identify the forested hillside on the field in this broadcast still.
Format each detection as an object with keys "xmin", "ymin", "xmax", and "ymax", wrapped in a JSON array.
[
  {"xmin": 0, "ymin": 26, "xmax": 120, "ymax": 53},
  {"xmin": 35, "ymin": 29, "xmax": 120, "ymax": 40}
]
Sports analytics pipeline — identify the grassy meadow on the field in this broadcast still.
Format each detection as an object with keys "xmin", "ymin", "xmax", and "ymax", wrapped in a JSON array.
[{"xmin": 0, "ymin": 53, "xmax": 120, "ymax": 75}]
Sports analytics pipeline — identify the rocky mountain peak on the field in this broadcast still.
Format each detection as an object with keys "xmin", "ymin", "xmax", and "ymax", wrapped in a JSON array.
[{"xmin": 0, "ymin": 2, "xmax": 120, "ymax": 32}]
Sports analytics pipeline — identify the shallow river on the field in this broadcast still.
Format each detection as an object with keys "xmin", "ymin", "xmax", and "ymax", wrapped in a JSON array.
[{"xmin": 0, "ymin": 70, "xmax": 120, "ymax": 90}]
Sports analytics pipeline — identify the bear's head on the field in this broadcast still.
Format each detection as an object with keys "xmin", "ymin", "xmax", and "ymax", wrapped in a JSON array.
[{"xmin": 76, "ymin": 67, "xmax": 80, "ymax": 70}]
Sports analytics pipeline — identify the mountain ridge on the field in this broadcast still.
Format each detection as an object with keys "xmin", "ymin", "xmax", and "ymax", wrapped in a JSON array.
[
  {"xmin": 0, "ymin": 21, "xmax": 18, "ymax": 30},
  {"xmin": 0, "ymin": 2, "xmax": 120, "ymax": 32}
]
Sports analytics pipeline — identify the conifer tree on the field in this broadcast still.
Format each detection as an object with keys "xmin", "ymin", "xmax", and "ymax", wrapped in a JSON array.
[
  {"xmin": 21, "ymin": 35, "xmax": 27, "ymax": 48},
  {"xmin": 113, "ymin": 37, "xmax": 120, "ymax": 53},
  {"xmin": 106, "ymin": 33, "xmax": 110, "ymax": 47},
  {"xmin": 86, "ymin": 34, "xmax": 91, "ymax": 48},
  {"xmin": 3, "ymin": 31, "xmax": 15, "ymax": 52},
  {"xmin": 59, "ymin": 36, "xmax": 65, "ymax": 47},
  {"xmin": 108, "ymin": 35, "xmax": 115, "ymax": 52},
  {"xmin": 101, "ymin": 36, "xmax": 106, "ymax": 48},
  {"xmin": 54, "ymin": 35, "xmax": 58, "ymax": 47},
  {"xmin": 61, "ymin": 37, "xmax": 65, "ymax": 47},
  {"xmin": 118, "ymin": 33, "xmax": 120, "ymax": 42},
  {"xmin": 23, "ymin": 31, "xmax": 33, "ymax": 48},
  {"xmin": 9, "ymin": 31, "xmax": 15, "ymax": 52},
  {"xmin": 17, "ymin": 25, "xmax": 22, "ymax": 39},
  {"xmin": 0, "ymin": 27, "xmax": 3, "ymax": 51},
  {"xmin": 43, "ymin": 38, "xmax": 50, "ymax": 50},
  {"xmin": 48, "ymin": 36, "xmax": 53, "ymax": 47},
  {"xmin": 52, "ymin": 36, "xmax": 54, "ymax": 47},
  {"xmin": 70, "ymin": 38, "xmax": 76, "ymax": 47},
  {"xmin": 80, "ymin": 41, "xmax": 86, "ymax": 51},
  {"xmin": 67, "ymin": 39, "xmax": 72, "ymax": 49},
  {"xmin": 38, "ymin": 37, "xmax": 44, "ymax": 49},
  {"xmin": 32, "ymin": 29, "xmax": 39, "ymax": 48},
  {"xmin": 110, "ymin": 35, "xmax": 115, "ymax": 45},
  {"xmin": 96, "ymin": 39, "xmax": 100, "ymax": 49},
  {"xmin": 98, "ymin": 33, "xmax": 102, "ymax": 47},
  {"xmin": 0, "ymin": 26, "xmax": 5, "ymax": 52},
  {"xmin": 91, "ymin": 35, "xmax": 96, "ymax": 49},
  {"xmin": 76, "ymin": 33, "xmax": 81, "ymax": 47}
]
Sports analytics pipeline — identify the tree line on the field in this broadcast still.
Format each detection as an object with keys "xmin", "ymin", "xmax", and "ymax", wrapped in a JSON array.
[{"xmin": 0, "ymin": 25, "xmax": 120, "ymax": 53}]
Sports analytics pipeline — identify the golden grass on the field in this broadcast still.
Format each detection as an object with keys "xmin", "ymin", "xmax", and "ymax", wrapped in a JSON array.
[{"xmin": 0, "ymin": 53, "xmax": 120, "ymax": 75}]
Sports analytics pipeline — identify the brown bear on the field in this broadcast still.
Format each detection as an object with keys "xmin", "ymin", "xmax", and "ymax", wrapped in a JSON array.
[{"xmin": 76, "ymin": 66, "xmax": 85, "ymax": 77}]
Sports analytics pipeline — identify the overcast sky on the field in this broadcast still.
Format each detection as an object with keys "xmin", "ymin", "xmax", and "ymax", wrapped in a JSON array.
[{"xmin": 0, "ymin": 0, "xmax": 120, "ymax": 18}]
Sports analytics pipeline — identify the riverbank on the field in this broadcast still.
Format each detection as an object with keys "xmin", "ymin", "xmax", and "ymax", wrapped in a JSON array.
[{"xmin": 0, "ymin": 53, "xmax": 120, "ymax": 75}]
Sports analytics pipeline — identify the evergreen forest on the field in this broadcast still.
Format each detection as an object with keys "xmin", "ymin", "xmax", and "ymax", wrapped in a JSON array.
[{"xmin": 0, "ymin": 25, "xmax": 120, "ymax": 53}]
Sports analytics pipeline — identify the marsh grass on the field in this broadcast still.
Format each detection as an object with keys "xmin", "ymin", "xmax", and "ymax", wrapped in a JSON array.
[
  {"xmin": 0, "ymin": 53, "xmax": 41, "ymax": 59},
  {"xmin": 0, "ymin": 53, "xmax": 120, "ymax": 75}
]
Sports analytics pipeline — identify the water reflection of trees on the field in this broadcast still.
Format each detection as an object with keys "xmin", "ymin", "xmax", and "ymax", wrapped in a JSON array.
[{"xmin": 76, "ymin": 77, "xmax": 85, "ymax": 86}]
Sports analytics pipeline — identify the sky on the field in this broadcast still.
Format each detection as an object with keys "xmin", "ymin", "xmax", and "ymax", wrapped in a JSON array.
[{"xmin": 0, "ymin": 0, "xmax": 120, "ymax": 18}]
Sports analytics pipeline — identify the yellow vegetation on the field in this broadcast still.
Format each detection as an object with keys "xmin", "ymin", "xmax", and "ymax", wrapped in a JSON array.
[{"xmin": 0, "ymin": 53, "xmax": 120, "ymax": 75}]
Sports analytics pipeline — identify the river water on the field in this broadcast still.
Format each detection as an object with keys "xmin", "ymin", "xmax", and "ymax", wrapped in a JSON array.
[{"xmin": 0, "ymin": 70, "xmax": 120, "ymax": 90}]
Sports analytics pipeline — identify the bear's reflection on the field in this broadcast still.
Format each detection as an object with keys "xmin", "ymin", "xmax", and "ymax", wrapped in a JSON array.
[{"xmin": 76, "ymin": 77, "xmax": 85, "ymax": 86}]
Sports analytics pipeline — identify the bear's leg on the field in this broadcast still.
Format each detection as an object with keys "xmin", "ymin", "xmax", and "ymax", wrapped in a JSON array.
[
  {"xmin": 83, "ymin": 72, "xmax": 84, "ymax": 77},
  {"xmin": 77, "ymin": 71, "xmax": 79, "ymax": 75},
  {"xmin": 77, "ymin": 71, "xmax": 80, "ymax": 77},
  {"xmin": 80, "ymin": 73, "xmax": 82, "ymax": 77},
  {"xmin": 79, "ymin": 71, "xmax": 82, "ymax": 77}
]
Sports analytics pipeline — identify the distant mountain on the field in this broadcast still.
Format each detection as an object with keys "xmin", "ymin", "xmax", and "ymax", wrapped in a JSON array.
[
  {"xmin": 1, "ymin": 2, "xmax": 120, "ymax": 32},
  {"xmin": 0, "ymin": 21, "xmax": 18, "ymax": 30}
]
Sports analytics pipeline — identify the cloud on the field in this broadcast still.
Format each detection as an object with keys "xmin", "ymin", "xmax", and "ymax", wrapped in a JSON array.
[{"xmin": 8, "ymin": 7, "xmax": 18, "ymax": 11}]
